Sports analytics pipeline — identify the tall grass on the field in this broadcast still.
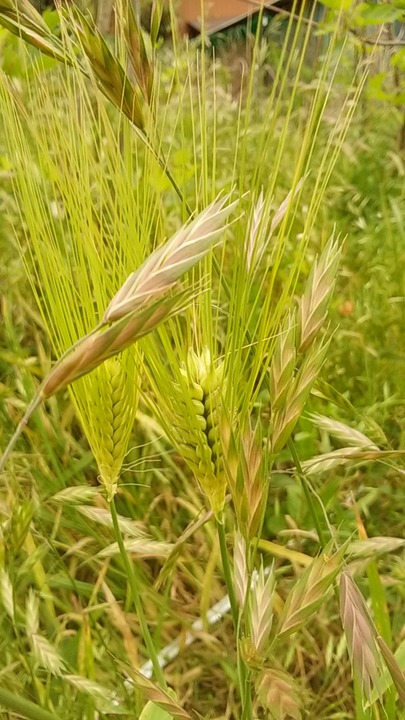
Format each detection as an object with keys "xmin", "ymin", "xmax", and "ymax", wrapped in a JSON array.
[{"xmin": 0, "ymin": 1, "xmax": 404, "ymax": 718}]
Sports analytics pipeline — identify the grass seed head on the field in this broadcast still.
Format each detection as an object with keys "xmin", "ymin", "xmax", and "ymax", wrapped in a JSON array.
[
  {"xmin": 376, "ymin": 636, "xmax": 405, "ymax": 705},
  {"xmin": 223, "ymin": 423, "xmax": 266, "ymax": 540},
  {"xmin": 104, "ymin": 195, "xmax": 237, "ymax": 323},
  {"xmin": 94, "ymin": 357, "xmax": 137, "ymax": 501},
  {"xmin": 270, "ymin": 312, "xmax": 296, "ymax": 413},
  {"xmin": 340, "ymin": 571, "xmax": 383, "ymax": 702},
  {"xmin": 277, "ymin": 541, "xmax": 346, "ymax": 638},
  {"xmin": 298, "ymin": 236, "xmax": 341, "ymax": 353},
  {"xmin": 248, "ymin": 562, "xmax": 275, "ymax": 661},
  {"xmin": 30, "ymin": 634, "xmax": 66, "ymax": 676},
  {"xmin": 74, "ymin": 11, "xmax": 145, "ymax": 130},
  {"xmin": 0, "ymin": 569, "xmax": 15, "ymax": 621},
  {"xmin": 271, "ymin": 338, "xmax": 329, "ymax": 454},
  {"xmin": 170, "ymin": 347, "xmax": 227, "ymax": 518},
  {"xmin": 308, "ymin": 413, "xmax": 379, "ymax": 450},
  {"xmin": 256, "ymin": 667, "xmax": 302, "ymax": 720}
]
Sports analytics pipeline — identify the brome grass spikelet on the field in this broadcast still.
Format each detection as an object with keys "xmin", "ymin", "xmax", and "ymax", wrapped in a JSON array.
[{"xmin": 256, "ymin": 668, "xmax": 302, "ymax": 720}]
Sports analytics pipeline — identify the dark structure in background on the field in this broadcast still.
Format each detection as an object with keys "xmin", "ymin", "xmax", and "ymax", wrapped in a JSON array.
[{"xmin": 178, "ymin": 0, "xmax": 304, "ymax": 36}]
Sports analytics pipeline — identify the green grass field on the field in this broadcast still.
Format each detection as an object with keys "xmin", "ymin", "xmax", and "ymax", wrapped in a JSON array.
[{"xmin": 0, "ymin": 2, "xmax": 404, "ymax": 719}]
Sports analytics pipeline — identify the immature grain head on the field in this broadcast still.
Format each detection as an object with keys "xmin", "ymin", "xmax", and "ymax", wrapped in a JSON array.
[
  {"xmin": 90, "ymin": 356, "xmax": 138, "ymax": 500},
  {"xmin": 271, "ymin": 338, "xmax": 329, "ymax": 454},
  {"xmin": 170, "ymin": 347, "xmax": 227, "ymax": 518}
]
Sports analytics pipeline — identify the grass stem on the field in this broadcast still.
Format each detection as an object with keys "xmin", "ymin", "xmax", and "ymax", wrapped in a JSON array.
[
  {"xmin": 216, "ymin": 518, "xmax": 252, "ymax": 719},
  {"xmin": 288, "ymin": 438, "xmax": 328, "ymax": 549},
  {"xmin": 109, "ymin": 497, "xmax": 167, "ymax": 689},
  {"xmin": 0, "ymin": 688, "xmax": 63, "ymax": 720}
]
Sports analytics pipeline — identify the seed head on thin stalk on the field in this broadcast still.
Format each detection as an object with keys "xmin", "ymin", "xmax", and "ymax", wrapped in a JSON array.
[
  {"xmin": 277, "ymin": 540, "xmax": 346, "ymax": 638},
  {"xmin": 269, "ymin": 311, "xmax": 296, "ymax": 414},
  {"xmin": 268, "ymin": 235, "xmax": 341, "ymax": 455},
  {"xmin": 271, "ymin": 338, "xmax": 330, "ymax": 454},
  {"xmin": 308, "ymin": 413, "xmax": 379, "ymax": 450},
  {"xmin": 340, "ymin": 571, "xmax": 383, "ymax": 702},
  {"xmin": 298, "ymin": 235, "xmax": 341, "ymax": 353},
  {"xmin": 246, "ymin": 180, "xmax": 304, "ymax": 274}
]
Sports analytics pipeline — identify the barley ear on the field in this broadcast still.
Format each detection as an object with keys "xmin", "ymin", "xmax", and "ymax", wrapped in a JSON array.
[
  {"xmin": 169, "ymin": 347, "xmax": 227, "ymax": 518},
  {"xmin": 92, "ymin": 357, "xmax": 137, "ymax": 501},
  {"xmin": 0, "ymin": 196, "xmax": 236, "ymax": 473}
]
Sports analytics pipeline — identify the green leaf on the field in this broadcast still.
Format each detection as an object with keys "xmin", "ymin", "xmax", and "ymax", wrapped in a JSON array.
[{"xmin": 140, "ymin": 700, "xmax": 175, "ymax": 720}]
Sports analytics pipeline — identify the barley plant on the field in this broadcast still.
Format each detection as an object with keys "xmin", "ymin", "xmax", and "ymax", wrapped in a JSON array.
[{"xmin": 0, "ymin": 1, "xmax": 404, "ymax": 719}]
